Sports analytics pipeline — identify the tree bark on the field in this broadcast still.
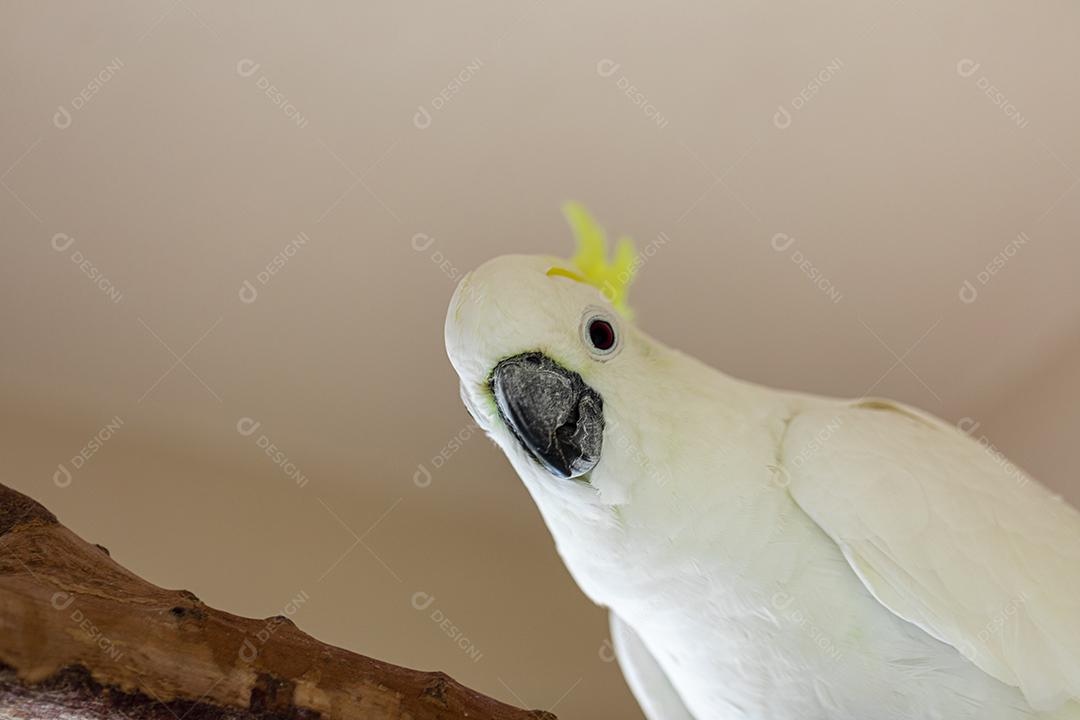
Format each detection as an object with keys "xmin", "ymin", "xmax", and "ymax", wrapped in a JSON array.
[{"xmin": 0, "ymin": 483, "xmax": 553, "ymax": 720}]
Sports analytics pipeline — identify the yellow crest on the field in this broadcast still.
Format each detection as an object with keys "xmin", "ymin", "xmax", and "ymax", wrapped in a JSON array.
[{"xmin": 558, "ymin": 202, "xmax": 638, "ymax": 318}]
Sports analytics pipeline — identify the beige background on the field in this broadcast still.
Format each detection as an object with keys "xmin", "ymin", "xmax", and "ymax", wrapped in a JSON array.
[{"xmin": 2, "ymin": 2, "xmax": 1079, "ymax": 718}]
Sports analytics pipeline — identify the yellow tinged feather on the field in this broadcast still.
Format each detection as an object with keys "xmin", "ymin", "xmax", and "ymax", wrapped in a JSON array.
[{"xmin": 560, "ymin": 202, "xmax": 638, "ymax": 319}]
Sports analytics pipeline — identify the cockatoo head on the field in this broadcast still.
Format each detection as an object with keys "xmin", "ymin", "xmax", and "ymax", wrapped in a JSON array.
[{"xmin": 444, "ymin": 204, "xmax": 650, "ymax": 508}]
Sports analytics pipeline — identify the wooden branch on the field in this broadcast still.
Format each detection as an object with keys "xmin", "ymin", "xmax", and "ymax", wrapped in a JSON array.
[{"xmin": 0, "ymin": 483, "xmax": 553, "ymax": 720}]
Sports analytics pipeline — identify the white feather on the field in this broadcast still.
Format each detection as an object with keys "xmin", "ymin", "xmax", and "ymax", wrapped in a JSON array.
[
  {"xmin": 445, "ymin": 254, "xmax": 1080, "ymax": 720},
  {"xmin": 783, "ymin": 399, "xmax": 1080, "ymax": 711},
  {"xmin": 611, "ymin": 613, "xmax": 698, "ymax": 720}
]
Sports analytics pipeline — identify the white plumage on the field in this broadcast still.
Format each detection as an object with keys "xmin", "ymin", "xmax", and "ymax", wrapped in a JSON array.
[
  {"xmin": 786, "ymin": 401, "xmax": 1080, "ymax": 711},
  {"xmin": 445, "ymin": 253, "xmax": 1080, "ymax": 719}
]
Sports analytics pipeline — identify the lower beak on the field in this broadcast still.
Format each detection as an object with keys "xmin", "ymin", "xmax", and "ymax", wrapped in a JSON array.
[{"xmin": 490, "ymin": 353, "xmax": 604, "ymax": 479}]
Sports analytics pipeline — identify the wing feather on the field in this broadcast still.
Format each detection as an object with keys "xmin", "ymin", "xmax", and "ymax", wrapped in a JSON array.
[
  {"xmin": 610, "ymin": 613, "xmax": 697, "ymax": 720},
  {"xmin": 782, "ymin": 399, "xmax": 1080, "ymax": 711}
]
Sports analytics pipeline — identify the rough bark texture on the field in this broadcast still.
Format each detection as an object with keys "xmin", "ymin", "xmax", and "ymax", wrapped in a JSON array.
[{"xmin": 0, "ymin": 483, "xmax": 554, "ymax": 720}]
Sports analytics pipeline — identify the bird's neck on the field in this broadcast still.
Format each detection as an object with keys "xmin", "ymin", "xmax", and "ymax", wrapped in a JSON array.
[{"xmin": 533, "ymin": 340, "xmax": 815, "ymax": 610}]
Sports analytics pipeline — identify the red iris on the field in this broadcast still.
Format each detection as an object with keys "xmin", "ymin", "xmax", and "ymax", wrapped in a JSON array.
[{"xmin": 588, "ymin": 319, "xmax": 616, "ymax": 351}]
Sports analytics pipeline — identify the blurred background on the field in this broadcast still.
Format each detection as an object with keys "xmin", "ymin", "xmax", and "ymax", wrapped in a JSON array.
[{"xmin": 2, "ymin": 1, "xmax": 1078, "ymax": 717}]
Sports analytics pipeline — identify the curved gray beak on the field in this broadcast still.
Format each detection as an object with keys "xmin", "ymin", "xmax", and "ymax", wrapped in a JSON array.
[{"xmin": 490, "ymin": 353, "xmax": 604, "ymax": 480}]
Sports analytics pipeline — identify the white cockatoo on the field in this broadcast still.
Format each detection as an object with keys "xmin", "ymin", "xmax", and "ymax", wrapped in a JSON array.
[{"xmin": 443, "ymin": 204, "xmax": 1080, "ymax": 720}]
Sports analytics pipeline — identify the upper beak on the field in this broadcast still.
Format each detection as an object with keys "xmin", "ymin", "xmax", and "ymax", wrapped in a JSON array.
[{"xmin": 490, "ymin": 353, "xmax": 604, "ymax": 479}]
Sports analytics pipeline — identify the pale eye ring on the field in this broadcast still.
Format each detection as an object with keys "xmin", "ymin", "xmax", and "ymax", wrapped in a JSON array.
[{"xmin": 580, "ymin": 308, "xmax": 621, "ymax": 359}]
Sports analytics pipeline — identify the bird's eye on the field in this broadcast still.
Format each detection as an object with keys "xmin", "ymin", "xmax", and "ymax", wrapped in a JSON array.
[
  {"xmin": 588, "ymin": 319, "xmax": 616, "ymax": 351},
  {"xmin": 580, "ymin": 307, "xmax": 621, "ymax": 360}
]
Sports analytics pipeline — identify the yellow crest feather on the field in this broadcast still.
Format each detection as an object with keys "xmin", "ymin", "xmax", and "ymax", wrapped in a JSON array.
[{"xmin": 561, "ymin": 202, "xmax": 638, "ymax": 318}]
